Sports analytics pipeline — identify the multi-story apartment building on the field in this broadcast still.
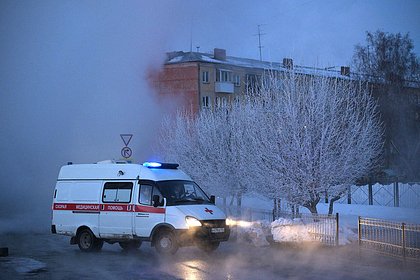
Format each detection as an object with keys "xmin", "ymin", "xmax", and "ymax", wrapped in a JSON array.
[
  {"xmin": 149, "ymin": 48, "xmax": 354, "ymax": 113},
  {"xmin": 149, "ymin": 48, "xmax": 420, "ymax": 182}
]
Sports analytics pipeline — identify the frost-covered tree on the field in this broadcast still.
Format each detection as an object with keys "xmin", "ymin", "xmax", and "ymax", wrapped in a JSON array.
[
  {"xmin": 158, "ymin": 101, "xmax": 259, "ymax": 206},
  {"xmin": 253, "ymin": 73, "xmax": 383, "ymax": 214},
  {"xmin": 157, "ymin": 71, "xmax": 383, "ymax": 215}
]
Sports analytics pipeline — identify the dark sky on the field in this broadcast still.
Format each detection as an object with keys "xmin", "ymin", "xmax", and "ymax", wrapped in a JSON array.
[
  {"xmin": 0, "ymin": 0, "xmax": 419, "ymax": 230},
  {"xmin": 169, "ymin": 0, "xmax": 420, "ymax": 67}
]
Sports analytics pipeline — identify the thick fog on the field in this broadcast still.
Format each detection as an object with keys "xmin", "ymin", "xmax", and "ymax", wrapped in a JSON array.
[
  {"xmin": 1, "ymin": 0, "xmax": 419, "ymax": 232},
  {"xmin": 0, "ymin": 1, "xmax": 180, "ymax": 230}
]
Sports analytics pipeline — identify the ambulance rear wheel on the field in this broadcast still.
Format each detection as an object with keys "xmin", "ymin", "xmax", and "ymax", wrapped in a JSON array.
[
  {"xmin": 119, "ymin": 240, "xmax": 141, "ymax": 250},
  {"xmin": 155, "ymin": 230, "xmax": 178, "ymax": 255},
  {"xmin": 77, "ymin": 229, "xmax": 100, "ymax": 252}
]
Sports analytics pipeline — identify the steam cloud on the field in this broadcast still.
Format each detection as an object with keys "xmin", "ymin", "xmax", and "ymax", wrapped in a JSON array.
[
  {"xmin": 1, "ymin": 0, "xmax": 419, "ymax": 232},
  {"xmin": 0, "ymin": 1, "xmax": 182, "ymax": 231}
]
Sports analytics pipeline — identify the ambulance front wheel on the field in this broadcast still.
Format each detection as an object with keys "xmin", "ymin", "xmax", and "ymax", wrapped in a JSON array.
[
  {"xmin": 77, "ymin": 228, "xmax": 103, "ymax": 252},
  {"xmin": 155, "ymin": 229, "xmax": 179, "ymax": 255}
]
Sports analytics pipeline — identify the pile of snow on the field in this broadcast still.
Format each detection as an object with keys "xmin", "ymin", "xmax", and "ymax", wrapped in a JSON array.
[
  {"xmin": 229, "ymin": 219, "xmax": 270, "ymax": 247},
  {"xmin": 338, "ymin": 224, "xmax": 358, "ymax": 245},
  {"xmin": 271, "ymin": 218, "xmax": 312, "ymax": 242}
]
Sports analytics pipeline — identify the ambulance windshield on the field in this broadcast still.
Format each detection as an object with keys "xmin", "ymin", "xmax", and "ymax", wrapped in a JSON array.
[{"xmin": 156, "ymin": 180, "xmax": 211, "ymax": 206}]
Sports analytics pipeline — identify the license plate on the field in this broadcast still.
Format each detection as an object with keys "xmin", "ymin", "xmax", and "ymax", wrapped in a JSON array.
[{"xmin": 211, "ymin": 228, "xmax": 225, "ymax": 233}]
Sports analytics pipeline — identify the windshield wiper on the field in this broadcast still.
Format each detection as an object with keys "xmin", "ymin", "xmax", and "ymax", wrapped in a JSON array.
[
  {"xmin": 174, "ymin": 199, "xmax": 194, "ymax": 203},
  {"xmin": 175, "ymin": 197, "xmax": 207, "ymax": 204},
  {"xmin": 188, "ymin": 197, "xmax": 208, "ymax": 204}
]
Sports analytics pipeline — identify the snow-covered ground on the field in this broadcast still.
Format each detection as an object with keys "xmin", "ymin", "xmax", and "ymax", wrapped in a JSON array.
[{"xmin": 226, "ymin": 193, "xmax": 420, "ymax": 247}]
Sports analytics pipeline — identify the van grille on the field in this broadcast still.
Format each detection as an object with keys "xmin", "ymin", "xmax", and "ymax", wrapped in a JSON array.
[{"xmin": 201, "ymin": 219, "xmax": 226, "ymax": 228}]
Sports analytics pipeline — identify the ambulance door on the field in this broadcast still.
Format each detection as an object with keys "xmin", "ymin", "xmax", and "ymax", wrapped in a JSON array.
[
  {"xmin": 99, "ymin": 181, "xmax": 134, "ymax": 238},
  {"xmin": 134, "ymin": 181, "xmax": 165, "ymax": 237}
]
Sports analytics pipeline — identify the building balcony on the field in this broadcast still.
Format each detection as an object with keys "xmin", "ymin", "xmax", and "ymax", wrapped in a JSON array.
[{"xmin": 215, "ymin": 82, "xmax": 234, "ymax": 94}]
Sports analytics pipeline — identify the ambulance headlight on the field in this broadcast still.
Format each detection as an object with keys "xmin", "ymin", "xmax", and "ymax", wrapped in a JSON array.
[{"xmin": 185, "ymin": 216, "xmax": 202, "ymax": 227}]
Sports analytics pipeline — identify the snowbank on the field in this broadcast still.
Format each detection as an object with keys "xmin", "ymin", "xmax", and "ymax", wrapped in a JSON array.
[
  {"xmin": 229, "ymin": 220, "xmax": 270, "ymax": 247},
  {"xmin": 271, "ymin": 218, "xmax": 311, "ymax": 242}
]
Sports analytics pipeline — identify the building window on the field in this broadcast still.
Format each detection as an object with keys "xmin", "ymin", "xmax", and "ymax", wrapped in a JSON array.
[
  {"xmin": 202, "ymin": 71, "xmax": 209, "ymax": 83},
  {"xmin": 222, "ymin": 97, "xmax": 227, "ymax": 107},
  {"xmin": 202, "ymin": 96, "xmax": 210, "ymax": 108},
  {"xmin": 216, "ymin": 97, "xmax": 228, "ymax": 107},
  {"xmin": 234, "ymin": 74, "xmax": 240, "ymax": 86},
  {"xmin": 217, "ymin": 69, "xmax": 232, "ymax": 82},
  {"xmin": 246, "ymin": 74, "xmax": 261, "ymax": 92}
]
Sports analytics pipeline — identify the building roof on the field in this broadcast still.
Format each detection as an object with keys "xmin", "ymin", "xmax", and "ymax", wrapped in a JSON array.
[
  {"xmin": 165, "ymin": 51, "xmax": 420, "ymax": 88},
  {"xmin": 166, "ymin": 51, "xmax": 353, "ymax": 79}
]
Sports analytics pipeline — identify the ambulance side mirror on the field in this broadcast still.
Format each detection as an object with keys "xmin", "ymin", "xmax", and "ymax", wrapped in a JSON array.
[
  {"xmin": 210, "ymin": 195, "xmax": 216, "ymax": 204},
  {"xmin": 152, "ymin": 195, "xmax": 160, "ymax": 207}
]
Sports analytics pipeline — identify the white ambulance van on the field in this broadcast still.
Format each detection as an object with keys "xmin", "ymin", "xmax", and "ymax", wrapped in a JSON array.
[{"xmin": 51, "ymin": 161, "xmax": 230, "ymax": 254}]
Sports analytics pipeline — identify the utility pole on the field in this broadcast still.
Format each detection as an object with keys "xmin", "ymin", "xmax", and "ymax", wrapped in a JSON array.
[{"xmin": 255, "ymin": 24, "xmax": 266, "ymax": 61}]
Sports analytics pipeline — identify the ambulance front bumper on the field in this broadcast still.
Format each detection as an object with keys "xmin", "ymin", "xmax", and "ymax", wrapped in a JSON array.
[{"xmin": 176, "ymin": 219, "xmax": 230, "ymax": 245}]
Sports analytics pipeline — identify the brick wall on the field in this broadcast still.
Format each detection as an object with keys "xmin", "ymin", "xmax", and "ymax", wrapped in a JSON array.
[{"xmin": 149, "ymin": 63, "xmax": 199, "ymax": 114}]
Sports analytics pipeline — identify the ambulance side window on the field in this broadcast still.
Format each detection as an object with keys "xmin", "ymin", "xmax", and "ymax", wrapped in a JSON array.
[
  {"xmin": 103, "ymin": 182, "xmax": 133, "ymax": 203},
  {"xmin": 139, "ymin": 185, "xmax": 152, "ymax": 205},
  {"xmin": 152, "ymin": 187, "xmax": 163, "ymax": 205}
]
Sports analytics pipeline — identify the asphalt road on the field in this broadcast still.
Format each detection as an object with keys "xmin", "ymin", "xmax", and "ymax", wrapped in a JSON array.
[{"xmin": 1, "ymin": 232, "xmax": 420, "ymax": 280}]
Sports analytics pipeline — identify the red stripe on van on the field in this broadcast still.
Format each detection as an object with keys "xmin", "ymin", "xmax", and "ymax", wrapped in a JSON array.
[
  {"xmin": 53, "ymin": 203, "xmax": 99, "ymax": 211},
  {"xmin": 52, "ymin": 203, "xmax": 165, "ymax": 214},
  {"xmin": 101, "ymin": 204, "xmax": 129, "ymax": 212},
  {"xmin": 135, "ymin": 205, "xmax": 165, "ymax": 214}
]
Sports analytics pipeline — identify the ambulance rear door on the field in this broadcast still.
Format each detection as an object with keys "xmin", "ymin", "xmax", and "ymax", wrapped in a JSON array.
[{"xmin": 99, "ymin": 181, "xmax": 135, "ymax": 238}]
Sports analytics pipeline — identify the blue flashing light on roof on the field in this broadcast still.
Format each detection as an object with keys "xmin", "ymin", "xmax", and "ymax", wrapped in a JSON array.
[
  {"xmin": 142, "ymin": 162, "xmax": 180, "ymax": 169},
  {"xmin": 143, "ymin": 162, "xmax": 162, "ymax": 168}
]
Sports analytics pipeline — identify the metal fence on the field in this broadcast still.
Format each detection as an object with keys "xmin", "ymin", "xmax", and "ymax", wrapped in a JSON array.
[
  {"xmin": 218, "ymin": 205, "xmax": 339, "ymax": 246},
  {"xmin": 276, "ymin": 211, "xmax": 339, "ymax": 246},
  {"xmin": 337, "ymin": 182, "xmax": 420, "ymax": 209},
  {"xmin": 358, "ymin": 217, "xmax": 420, "ymax": 261}
]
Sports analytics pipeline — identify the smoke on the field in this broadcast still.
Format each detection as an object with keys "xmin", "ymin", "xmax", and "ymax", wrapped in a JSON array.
[{"xmin": 0, "ymin": 1, "xmax": 188, "ymax": 231}]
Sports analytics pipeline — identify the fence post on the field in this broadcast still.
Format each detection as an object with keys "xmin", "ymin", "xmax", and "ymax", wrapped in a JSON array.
[
  {"xmin": 368, "ymin": 183, "xmax": 373, "ymax": 205},
  {"xmin": 402, "ymin": 222, "xmax": 406, "ymax": 261},
  {"xmin": 358, "ymin": 216, "xmax": 361, "ymax": 258},
  {"xmin": 272, "ymin": 208, "xmax": 275, "ymax": 222},
  {"xmin": 394, "ymin": 181, "xmax": 400, "ymax": 207},
  {"xmin": 335, "ymin": 213, "xmax": 339, "ymax": 246},
  {"xmin": 347, "ymin": 186, "xmax": 352, "ymax": 204}
]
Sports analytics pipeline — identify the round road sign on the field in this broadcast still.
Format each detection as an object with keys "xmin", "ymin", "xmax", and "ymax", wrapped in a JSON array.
[{"xmin": 121, "ymin": 146, "xmax": 132, "ymax": 159}]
